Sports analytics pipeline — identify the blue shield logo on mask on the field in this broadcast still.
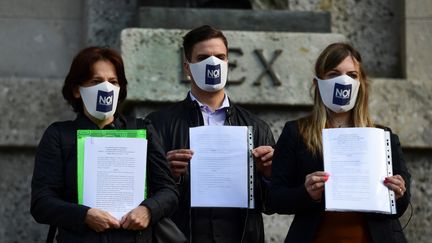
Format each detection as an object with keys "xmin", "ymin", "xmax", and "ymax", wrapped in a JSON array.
[
  {"xmin": 96, "ymin": 90, "xmax": 114, "ymax": 112},
  {"xmin": 205, "ymin": 64, "xmax": 221, "ymax": 85},
  {"xmin": 333, "ymin": 83, "xmax": 352, "ymax": 105}
]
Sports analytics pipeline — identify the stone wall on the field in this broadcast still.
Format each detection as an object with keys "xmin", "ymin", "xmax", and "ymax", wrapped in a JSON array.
[
  {"xmin": 0, "ymin": 1, "xmax": 81, "ymax": 242},
  {"xmin": 0, "ymin": 149, "xmax": 46, "ymax": 242},
  {"xmin": 252, "ymin": 0, "xmax": 404, "ymax": 78},
  {"xmin": 0, "ymin": 0, "xmax": 83, "ymax": 79}
]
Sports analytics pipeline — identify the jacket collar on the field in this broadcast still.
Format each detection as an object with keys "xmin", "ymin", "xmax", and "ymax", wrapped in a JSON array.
[
  {"xmin": 183, "ymin": 93, "xmax": 234, "ymax": 126},
  {"xmin": 184, "ymin": 92, "xmax": 233, "ymax": 108},
  {"xmin": 188, "ymin": 91, "xmax": 230, "ymax": 111}
]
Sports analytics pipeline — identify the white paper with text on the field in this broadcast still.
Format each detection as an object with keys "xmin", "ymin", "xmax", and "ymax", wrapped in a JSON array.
[
  {"xmin": 190, "ymin": 126, "xmax": 249, "ymax": 208},
  {"xmin": 83, "ymin": 137, "xmax": 147, "ymax": 220},
  {"xmin": 323, "ymin": 127, "xmax": 394, "ymax": 214}
]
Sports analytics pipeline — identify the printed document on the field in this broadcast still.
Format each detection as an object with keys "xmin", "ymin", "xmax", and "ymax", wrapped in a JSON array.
[
  {"xmin": 82, "ymin": 137, "xmax": 147, "ymax": 220},
  {"xmin": 323, "ymin": 127, "xmax": 395, "ymax": 214},
  {"xmin": 190, "ymin": 126, "xmax": 249, "ymax": 208}
]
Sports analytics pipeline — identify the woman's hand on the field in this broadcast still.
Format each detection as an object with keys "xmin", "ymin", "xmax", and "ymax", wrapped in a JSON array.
[
  {"xmin": 305, "ymin": 171, "xmax": 329, "ymax": 201},
  {"xmin": 384, "ymin": 174, "xmax": 406, "ymax": 199},
  {"xmin": 120, "ymin": 206, "xmax": 152, "ymax": 230},
  {"xmin": 85, "ymin": 208, "xmax": 120, "ymax": 232}
]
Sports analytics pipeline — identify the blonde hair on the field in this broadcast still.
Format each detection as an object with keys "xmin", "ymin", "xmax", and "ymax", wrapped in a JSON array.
[{"xmin": 298, "ymin": 43, "xmax": 374, "ymax": 156}]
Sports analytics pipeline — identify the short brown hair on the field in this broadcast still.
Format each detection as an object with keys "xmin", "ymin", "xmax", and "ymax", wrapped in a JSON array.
[
  {"xmin": 182, "ymin": 25, "xmax": 228, "ymax": 62},
  {"xmin": 62, "ymin": 47, "xmax": 128, "ymax": 113}
]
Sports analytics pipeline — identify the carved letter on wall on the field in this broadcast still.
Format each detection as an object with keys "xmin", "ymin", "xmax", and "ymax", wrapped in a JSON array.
[
  {"xmin": 227, "ymin": 48, "xmax": 245, "ymax": 85},
  {"xmin": 253, "ymin": 49, "xmax": 282, "ymax": 86}
]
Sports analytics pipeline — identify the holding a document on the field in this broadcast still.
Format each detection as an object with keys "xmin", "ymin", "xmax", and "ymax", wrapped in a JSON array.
[
  {"xmin": 270, "ymin": 43, "xmax": 411, "ymax": 243},
  {"xmin": 31, "ymin": 47, "xmax": 178, "ymax": 243},
  {"xmin": 146, "ymin": 25, "xmax": 275, "ymax": 243},
  {"xmin": 189, "ymin": 126, "xmax": 252, "ymax": 209},
  {"xmin": 322, "ymin": 127, "xmax": 397, "ymax": 214}
]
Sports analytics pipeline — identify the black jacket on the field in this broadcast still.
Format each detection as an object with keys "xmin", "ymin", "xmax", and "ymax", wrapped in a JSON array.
[
  {"xmin": 146, "ymin": 94, "xmax": 275, "ymax": 243},
  {"xmin": 270, "ymin": 120, "xmax": 411, "ymax": 243},
  {"xmin": 31, "ymin": 114, "xmax": 179, "ymax": 243}
]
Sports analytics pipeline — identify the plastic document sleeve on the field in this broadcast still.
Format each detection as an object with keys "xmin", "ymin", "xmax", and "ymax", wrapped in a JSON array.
[
  {"xmin": 323, "ymin": 127, "xmax": 396, "ymax": 214},
  {"xmin": 189, "ymin": 125, "xmax": 255, "ymax": 209}
]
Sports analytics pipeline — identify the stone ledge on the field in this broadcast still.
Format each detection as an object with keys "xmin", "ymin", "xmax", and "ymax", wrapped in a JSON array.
[
  {"xmin": 1, "ymin": 77, "xmax": 430, "ymax": 148},
  {"xmin": 138, "ymin": 7, "xmax": 330, "ymax": 32},
  {"xmin": 121, "ymin": 28, "xmax": 345, "ymax": 105},
  {"xmin": 370, "ymin": 78, "xmax": 432, "ymax": 148},
  {"xmin": 406, "ymin": 0, "xmax": 432, "ymax": 19},
  {"xmin": 405, "ymin": 19, "xmax": 432, "ymax": 83}
]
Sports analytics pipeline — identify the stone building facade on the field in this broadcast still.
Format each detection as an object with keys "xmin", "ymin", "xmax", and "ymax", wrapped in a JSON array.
[{"xmin": 0, "ymin": 0, "xmax": 430, "ymax": 242}]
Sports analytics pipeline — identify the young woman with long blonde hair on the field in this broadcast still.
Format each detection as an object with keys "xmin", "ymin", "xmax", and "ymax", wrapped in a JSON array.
[{"xmin": 270, "ymin": 43, "xmax": 411, "ymax": 243}]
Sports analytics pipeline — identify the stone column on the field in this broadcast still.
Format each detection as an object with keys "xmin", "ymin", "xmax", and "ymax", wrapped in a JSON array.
[
  {"xmin": 83, "ymin": 0, "xmax": 138, "ymax": 49},
  {"xmin": 405, "ymin": 0, "xmax": 432, "ymax": 83}
]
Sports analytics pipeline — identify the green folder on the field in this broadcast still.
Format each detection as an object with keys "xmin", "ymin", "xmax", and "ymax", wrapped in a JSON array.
[{"xmin": 77, "ymin": 129, "xmax": 147, "ymax": 204}]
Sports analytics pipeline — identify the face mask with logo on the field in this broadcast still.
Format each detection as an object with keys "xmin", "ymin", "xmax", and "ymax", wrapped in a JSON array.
[
  {"xmin": 316, "ymin": 74, "xmax": 360, "ymax": 113},
  {"xmin": 188, "ymin": 56, "xmax": 228, "ymax": 92},
  {"xmin": 79, "ymin": 81, "xmax": 120, "ymax": 120}
]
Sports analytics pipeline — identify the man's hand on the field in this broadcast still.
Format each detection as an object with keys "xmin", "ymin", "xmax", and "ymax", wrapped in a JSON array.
[
  {"xmin": 252, "ymin": 146, "xmax": 274, "ymax": 179},
  {"xmin": 166, "ymin": 149, "xmax": 193, "ymax": 180},
  {"xmin": 120, "ymin": 206, "xmax": 152, "ymax": 230},
  {"xmin": 85, "ymin": 208, "xmax": 120, "ymax": 232}
]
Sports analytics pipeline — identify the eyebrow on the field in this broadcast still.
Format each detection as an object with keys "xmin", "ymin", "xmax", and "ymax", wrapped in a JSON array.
[
  {"xmin": 91, "ymin": 76, "xmax": 117, "ymax": 80},
  {"xmin": 328, "ymin": 69, "xmax": 358, "ymax": 73},
  {"xmin": 196, "ymin": 52, "xmax": 226, "ymax": 56}
]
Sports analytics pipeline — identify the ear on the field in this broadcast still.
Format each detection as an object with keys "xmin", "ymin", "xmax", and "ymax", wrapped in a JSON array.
[
  {"xmin": 312, "ymin": 77, "xmax": 317, "ymax": 85},
  {"xmin": 72, "ymin": 86, "xmax": 81, "ymax": 99},
  {"xmin": 183, "ymin": 61, "xmax": 192, "ymax": 80}
]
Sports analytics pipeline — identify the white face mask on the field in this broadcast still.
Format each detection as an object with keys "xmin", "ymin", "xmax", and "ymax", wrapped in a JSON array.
[
  {"xmin": 316, "ymin": 74, "xmax": 360, "ymax": 113},
  {"xmin": 79, "ymin": 81, "xmax": 120, "ymax": 120},
  {"xmin": 188, "ymin": 56, "xmax": 228, "ymax": 92}
]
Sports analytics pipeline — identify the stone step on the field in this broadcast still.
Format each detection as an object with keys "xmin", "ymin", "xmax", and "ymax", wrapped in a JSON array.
[
  {"xmin": 138, "ymin": 7, "xmax": 331, "ymax": 32},
  {"xmin": 121, "ymin": 28, "xmax": 345, "ymax": 105}
]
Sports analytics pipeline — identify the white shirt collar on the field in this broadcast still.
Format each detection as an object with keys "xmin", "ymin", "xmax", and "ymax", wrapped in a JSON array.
[{"xmin": 189, "ymin": 91, "xmax": 230, "ymax": 111}]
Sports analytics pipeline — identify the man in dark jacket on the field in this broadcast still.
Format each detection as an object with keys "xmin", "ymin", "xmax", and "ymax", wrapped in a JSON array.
[{"xmin": 146, "ymin": 25, "xmax": 275, "ymax": 243}]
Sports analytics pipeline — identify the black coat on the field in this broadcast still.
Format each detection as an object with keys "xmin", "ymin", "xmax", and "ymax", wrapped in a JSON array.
[
  {"xmin": 270, "ymin": 120, "xmax": 411, "ymax": 243},
  {"xmin": 146, "ymin": 94, "xmax": 275, "ymax": 243},
  {"xmin": 31, "ymin": 114, "xmax": 179, "ymax": 243}
]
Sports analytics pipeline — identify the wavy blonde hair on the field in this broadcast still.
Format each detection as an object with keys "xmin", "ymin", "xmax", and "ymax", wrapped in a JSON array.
[{"xmin": 298, "ymin": 43, "xmax": 374, "ymax": 156}]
